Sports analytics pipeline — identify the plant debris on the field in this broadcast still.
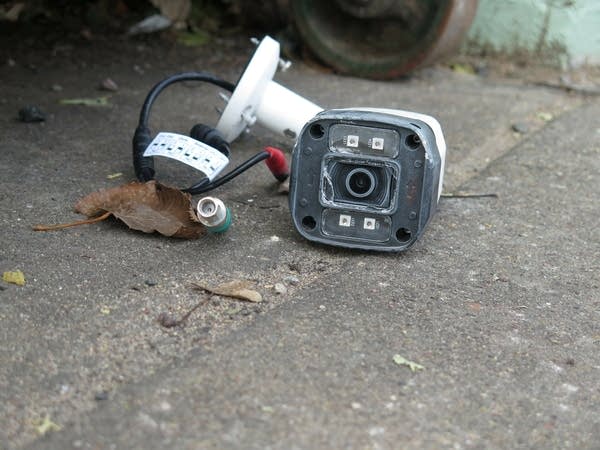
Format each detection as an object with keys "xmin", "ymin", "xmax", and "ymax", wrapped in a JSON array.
[
  {"xmin": 3, "ymin": 270, "xmax": 25, "ymax": 286},
  {"xmin": 33, "ymin": 212, "xmax": 111, "ymax": 232},
  {"xmin": 441, "ymin": 192, "xmax": 498, "ymax": 199},
  {"xmin": 32, "ymin": 415, "xmax": 61, "ymax": 435},
  {"xmin": 192, "ymin": 280, "xmax": 262, "ymax": 303},
  {"xmin": 35, "ymin": 181, "xmax": 205, "ymax": 238},
  {"xmin": 393, "ymin": 354, "xmax": 424, "ymax": 372},
  {"xmin": 157, "ymin": 297, "xmax": 209, "ymax": 328},
  {"xmin": 59, "ymin": 96, "xmax": 110, "ymax": 106},
  {"xmin": 449, "ymin": 62, "xmax": 475, "ymax": 75}
]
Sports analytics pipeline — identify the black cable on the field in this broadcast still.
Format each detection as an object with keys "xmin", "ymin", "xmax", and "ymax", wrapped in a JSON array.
[
  {"xmin": 133, "ymin": 72, "xmax": 276, "ymax": 196},
  {"xmin": 133, "ymin": 72, "xmax": 234, "ymax": 183},
  {"xmin": 138, "ymin": 72, "xmax": 235, "ymax": 128},
  {"xmin": 184, "ymin": 151, "xmax": 270, "ymax": 195}
]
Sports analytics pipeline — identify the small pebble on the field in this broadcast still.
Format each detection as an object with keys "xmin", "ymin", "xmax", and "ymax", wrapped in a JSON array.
[
  {"xmin": 274, "ymin": 283, "xmax": 287, "ymax": 295},
  {"xmin": 99, "ymin": 77, "xmax": 119, "ymax": 92},
  {"xmin": 511, "ymin": 122, "xmax": 529, "ymax": 134},
  {"xmin": 7, "ymin": 58, "xmax": 16, "ymax": 67},
  {"xmin": 159, "ymin": 401, "xmax": 171, "ymax": 411},
  {"xmin": 283, "ymin": 275, "xmax": 299, "ymax": 285},
  {"xmin": 51, "ymin": 84, "xmax": 63, "ymax": 92},
  {"xmin": 18, "ymin": 105, "xmax": 46, "ymax": 123},
  {"xmin": 94, "ymin": 390, "xmax": 109, "ymax": 401},
  {"xmin": 474, "ymin": 61, "xmax": 489, "ymax": 77}
]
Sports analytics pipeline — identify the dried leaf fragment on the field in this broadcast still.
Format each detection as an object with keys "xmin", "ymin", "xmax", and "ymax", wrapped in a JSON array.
[
  {"xmin": 193, "ymin": 280, "xmax": 262, "ymax": 303},
  {"xmin": 32, "ymin": 415, "xmax": 61, "ymax": 435},
  {"xmin": 393, "ymin": 354, "xmax": 424, "ymax": 372},
  {"xmin": 537, "ymin": 111, "xmax": 554, "ymax": 122},
  {"xmin": 59, "ymin": 96, "xmax": 110, "ymax": 106},
  {"xmin": 75, "ymin": 181, "xmax": 205, "ymax": 238},
  {"xmin": 3, "ymin": 270, "xmax": 25, "ymax": 286}
]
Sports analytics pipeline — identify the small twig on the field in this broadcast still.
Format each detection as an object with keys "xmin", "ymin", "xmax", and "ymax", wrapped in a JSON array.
[
  {"xmin": 441, "ymin": 193, "xmax": 498, "ymax": 199},
  {"xmin": 533, "ymin": 81, "xmax": 600, "ymax": 97},
  {"xmin": 33, "ymin": 211, "xmax": 111, "ymax": 231},
  {"xmin": 157, "ymin": 296, "xmax": 209, "ymax": 328}
]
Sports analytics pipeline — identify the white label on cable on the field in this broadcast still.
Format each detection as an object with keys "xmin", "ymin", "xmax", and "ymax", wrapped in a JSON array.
[{"xmin": 143, "ymin": 132, "xmax": 229, "ymax": 181}]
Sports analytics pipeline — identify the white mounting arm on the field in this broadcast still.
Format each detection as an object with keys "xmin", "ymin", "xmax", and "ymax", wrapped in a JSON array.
[{"xmin": 216, "ymin": 36, "xmax": 323, "ymax": 142}]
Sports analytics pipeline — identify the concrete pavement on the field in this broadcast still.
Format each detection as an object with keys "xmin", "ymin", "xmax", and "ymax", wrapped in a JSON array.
[{"xmin": 1, "ymin": 32, "xmax": 598, "ymax": 449}]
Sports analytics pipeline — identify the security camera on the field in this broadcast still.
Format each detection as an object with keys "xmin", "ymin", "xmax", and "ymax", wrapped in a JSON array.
[{"xmin": 288, "ymin": 108, "xmax": 446, "ymax": 251}]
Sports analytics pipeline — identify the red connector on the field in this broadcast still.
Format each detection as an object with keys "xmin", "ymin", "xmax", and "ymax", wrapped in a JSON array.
[{"xmin": 264, "ymin": 146, "xmax": 289, "ymax": 182}]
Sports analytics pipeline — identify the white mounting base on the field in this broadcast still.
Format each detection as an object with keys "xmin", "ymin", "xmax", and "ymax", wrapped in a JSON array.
[{"xmin": 216, "ymin": 36, "xmax": 322, "ymax": 143}]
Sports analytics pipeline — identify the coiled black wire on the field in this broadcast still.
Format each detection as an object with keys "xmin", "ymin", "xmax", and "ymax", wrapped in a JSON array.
[{"xmin": 133, "ymin": 72, "xmax": 273, "ymax": 195}]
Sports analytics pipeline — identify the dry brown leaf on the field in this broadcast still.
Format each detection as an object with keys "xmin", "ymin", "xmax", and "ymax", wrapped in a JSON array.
[
  {"xmin": 75, "ymin": 181, "xmax": 205, "ymax": 239},
  {"xmin": 192, "ymin": 281, "xmax": 262, "ymax": 303}
]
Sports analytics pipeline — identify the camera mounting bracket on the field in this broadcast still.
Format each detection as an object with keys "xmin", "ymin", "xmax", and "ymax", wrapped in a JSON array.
[{"xmin": 216, "ymin": 36, "xmax": 323, "ymax": 142}]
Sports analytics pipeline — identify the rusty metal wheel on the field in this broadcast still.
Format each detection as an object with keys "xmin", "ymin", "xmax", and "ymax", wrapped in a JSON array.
[{"xmin": 290, "ymin": 0, "xmax": 478, "ymax": 79}]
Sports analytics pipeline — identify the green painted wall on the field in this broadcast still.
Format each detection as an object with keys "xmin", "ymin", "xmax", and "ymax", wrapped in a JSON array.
[{"xmin": 466, "ymin": 0, "xmax": 600, "ymax": 67}]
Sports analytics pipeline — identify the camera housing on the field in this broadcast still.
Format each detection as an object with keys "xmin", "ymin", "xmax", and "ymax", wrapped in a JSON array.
[{"xmin": 289, "ymin": 108, "xmax": 446, "ymax": 251}]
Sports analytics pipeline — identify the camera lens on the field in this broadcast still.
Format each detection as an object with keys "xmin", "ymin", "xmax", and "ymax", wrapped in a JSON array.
[{"xmin": 345, "ymin": 168, "xmax": 376, "ymax": 198}]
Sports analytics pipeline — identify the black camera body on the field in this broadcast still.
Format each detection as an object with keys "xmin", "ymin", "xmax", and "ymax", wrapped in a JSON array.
[{"xmin": 289, "ymin": 108, "xmax": 446, "ymax": 251}]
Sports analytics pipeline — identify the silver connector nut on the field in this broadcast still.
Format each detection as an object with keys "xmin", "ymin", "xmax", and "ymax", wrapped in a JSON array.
[{"xmin": 196, "ymin": 196, "xmax": 227, "ymax": 228}]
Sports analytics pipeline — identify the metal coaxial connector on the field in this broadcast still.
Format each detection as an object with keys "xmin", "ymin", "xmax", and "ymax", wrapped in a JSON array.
[{"xmin": 196, "ymin": 197, "xmax": 231, "ymax": 233}]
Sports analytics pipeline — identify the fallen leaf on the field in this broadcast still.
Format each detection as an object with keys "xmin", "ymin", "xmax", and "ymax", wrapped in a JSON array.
[
  {"xmin": 393, "ymin": 354, "xmax": 424, "ymax": 372},
  {"xmin": 192, "ymin": 280, "xmax": 262, "ymax": 303},
  {"xmin": 537, "ymin": 111, "xmax": 553, "ymax": 122},
  {"xmin": 32, "ymin": 415, "xmax": 61, "ymax": 435},
  {"xmin": 75, "ymin": 181, "xmax": 205, "ymax": 238},
  {"xmin": 3, "ymin": 270, "xmax": 25, "ymax": 286},
  {"xmin": 59, "ymin": 96, "xmax": 110, "ymax": 106},
  {"xmin": 450, "ymin": 63, "xmax": 475, "ymax": 75}
]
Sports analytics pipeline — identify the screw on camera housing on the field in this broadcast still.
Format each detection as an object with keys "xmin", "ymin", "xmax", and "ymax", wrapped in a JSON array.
[{"xmin": 289, "ymin": 108, "xmax": 446, "ymax": 252}]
